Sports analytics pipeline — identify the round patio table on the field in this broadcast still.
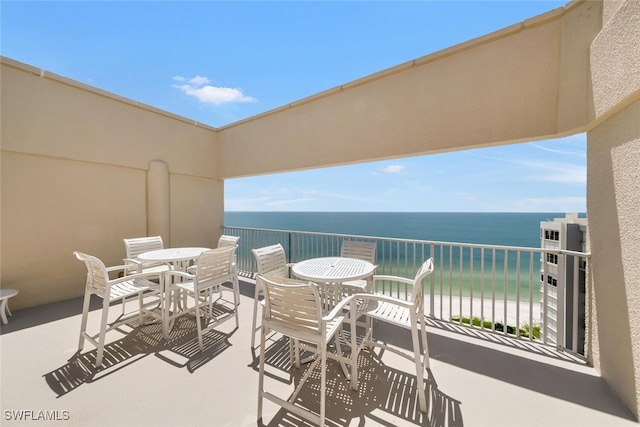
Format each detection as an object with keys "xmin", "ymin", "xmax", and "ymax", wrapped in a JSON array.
[
  {"xmin": 292, "ymin": 256, "xmax": 376, "ymax": 284},
  {"xmin": 138, "ymin": 247, "xmax": 211, "ymax": 338}
]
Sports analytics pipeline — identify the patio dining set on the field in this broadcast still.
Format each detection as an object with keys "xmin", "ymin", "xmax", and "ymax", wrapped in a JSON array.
[{"xmin": 74, "ymin": 236, "xmax": 435, "ymax": 426}]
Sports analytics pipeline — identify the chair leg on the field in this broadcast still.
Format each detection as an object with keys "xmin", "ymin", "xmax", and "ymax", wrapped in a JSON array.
[
  {"xmin": 233, "ymin": 266, "xmax": 240, "ymax": 306},
  {"xmin": 410, "ymin": 315, "xmax": 427, "ymax": 412},
  {"xmin": 257, "ymin": 326, "xmax": 266, "ymax": 421},
  {"xmin": 194, "ymin": 298, "xmax": 204, "ymax": 351},
  {"xmin": 95, "ymin": 298, "xmax": 111, "ymax": 368},
  {"xmin": 163, "ymin": 281, "xmax": 172, "ymax": 340},
  {"xmin": 251, "ymin": 281, "xmax": 261, "ymax": 348},
  {"xmin": 320, "ymin": 344, "xmax": 327, "ymax": 427},
  {"xmin": 289, "ymin": 338, "xmax": 295, "ymax": 370},
  {"xmin": 78, "ymin": 290, "xmax": 92, "ymax": 351},
  {"xmin": 420, "ymin": 315, "xmax": 430, "ymax": 369},
  {"xmin": 233, "ymin": 276, "xmax": 239, "ymax": 328},
  {"xmin": 137, "ymin": 292, "xmax": 144, "ymax": 326},
  {"xmin": 350, "ymin": 310, "xmax": 359, "ymax": 391},
  {"xmin": 0, "ymin": 299, "xmax": 8, "ymax": 325}
]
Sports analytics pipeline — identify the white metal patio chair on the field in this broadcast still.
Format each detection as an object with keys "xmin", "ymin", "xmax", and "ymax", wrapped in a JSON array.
[
  {"xmin": 257, "ymin": 274, "xmax": 354, "ymax": 427},
  {"xmin": 217, "ymin": 234, "xmax": 240, "ymax": 248},
  {"xmin": 123, "ymin": 236, "xmax": 171, "ymax": 275},
  {"xmin": 352, "ymin": 257, "xmax": 434, "ymax": 412},
  {"xmin": 165, "ymin": 246, "xmax": 239, "ymax": 351},
  {"xmin": 217, "ymin": 234, "xmax": 240, "ymax": 302},
  {"xmin": 250, "ymin": 244, "xmax": 294, "ymax": 348},
  {"xmin": 74, "ymin": 251, "xmax": 162, "ymax": 367},
  {"xmin": 340, "ymin": 239, "xmax": 377, "ymax": 294}
]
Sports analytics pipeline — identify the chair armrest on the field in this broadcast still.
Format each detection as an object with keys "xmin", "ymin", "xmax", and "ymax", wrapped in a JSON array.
[
  {"xmin": 372, "ymin": 275, "xmax": 414, "ymax": 285},
  {"xmin": 350, "ymin": 292, "xmax": 413, "ymax": 309},
  {"xmin": 322, "ymin": 294, "xmax": 356, "ymax": 321},
  {"xmin": 105, "ymin": 264, "xmax": 131, "ymax": 273},
  {"xmin": 108, "ymin": 270, "xmax": 162, "ymax": 285},
  {"xmin": 165, "ymin": 270, "xmax": 194, "ymax": 281},
  {"xmin": 123, "ymin": 258, "xmax": 143, "ymax": 266}
]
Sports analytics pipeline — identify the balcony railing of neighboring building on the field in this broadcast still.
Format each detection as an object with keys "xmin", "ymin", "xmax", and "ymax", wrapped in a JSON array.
[{"xmin": 223, "ymin": 226, "xmax": 590, "ymax": 357}]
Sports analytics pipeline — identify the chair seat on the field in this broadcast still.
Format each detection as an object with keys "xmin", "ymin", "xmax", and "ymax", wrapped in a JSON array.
[
  {"xmin": 364, "ymin": 299, "xmax": 413, "ymax": 327},
  {"xmin": 108, "ymin": 278, "xmax": 156, "ymax": 301},
  {"xmin": 341, "ymin": 279, "xmax": 368, "ymax": 292},
  {"xmin": 140, "ymin": 264, "xmax": 172, "ymax": 275}
]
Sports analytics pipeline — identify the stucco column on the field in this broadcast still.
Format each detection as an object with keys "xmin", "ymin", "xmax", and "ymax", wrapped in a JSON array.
[{"xmin": 148, "ymin": 160, "xmax": 170, "ymax": 246}]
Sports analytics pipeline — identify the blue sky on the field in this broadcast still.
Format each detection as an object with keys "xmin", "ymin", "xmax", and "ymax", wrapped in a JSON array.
[{"xmin": 2, "ymin": 1, "xmax": 585, "ymax": 213}]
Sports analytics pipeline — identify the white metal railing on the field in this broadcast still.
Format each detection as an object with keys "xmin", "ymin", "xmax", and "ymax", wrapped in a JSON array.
[{"xmin": 223, "ymin": 226, "xmax": 589, "ymax": 356}]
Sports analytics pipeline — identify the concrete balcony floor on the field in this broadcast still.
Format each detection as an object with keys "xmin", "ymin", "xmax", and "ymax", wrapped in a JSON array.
[{"xmin": 1, "ymin": 279, "xmax": 637, "ymax": 427}]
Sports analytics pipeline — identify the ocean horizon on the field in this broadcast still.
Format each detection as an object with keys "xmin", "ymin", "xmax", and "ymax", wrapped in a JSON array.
[{"xmin": 224, "ymin": 211, "xmax": 586, "ymax": 248}]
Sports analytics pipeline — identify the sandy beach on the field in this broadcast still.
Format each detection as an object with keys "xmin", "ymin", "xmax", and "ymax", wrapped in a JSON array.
[{"xmin": 425, "ymin": 294, "xmax": 541, "ymax": 326}]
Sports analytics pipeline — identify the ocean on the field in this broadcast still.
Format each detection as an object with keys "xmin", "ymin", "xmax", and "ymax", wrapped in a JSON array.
[
  {"xmin": 224, "ymin": 212, "xmax": 586, "ymax": 303},
  {"xmin": 224, "ymin": 212, "xmax": 580, "ymax": 248}
]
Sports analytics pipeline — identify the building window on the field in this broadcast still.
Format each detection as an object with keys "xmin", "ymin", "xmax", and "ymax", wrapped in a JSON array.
[
  {"xmin": 544, "ymin": 230, "xmax": 560, "ymax": 241},
  {"xmin": 546, "ymin": 253, "xmax": 558, "ymax": 264}
]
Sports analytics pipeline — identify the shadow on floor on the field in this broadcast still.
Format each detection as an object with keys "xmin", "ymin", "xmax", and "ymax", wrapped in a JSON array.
[
  {"xmin": 258, "ymin": 345, "xmax": 462, "ymax": 427},
  {"xmin": 43, "ymin": 316, "xmax": 235, "ymax": 397}
]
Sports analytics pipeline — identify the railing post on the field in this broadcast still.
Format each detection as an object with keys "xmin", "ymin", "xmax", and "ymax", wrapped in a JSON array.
[
  {"xmin": 572, "ymin": 253, "xmax": 580, "ymax": 352},
  {"xmin": 250, "ymin": 229, "xmax": 256, "ymax": 276},
  {"xmin": 429, "ymin": 243, "xmax": 435, "ymax": 318},
  {"xmin": 542, "ymin": 251, "xmax": 548, "ymax": 345},
  {"xmin": 290, "ymin": 232, "xmax": 297, "ymax": 263},
  {"xmin": 557, "ymin": 252, "xmax": 566, "ymax": 351}
]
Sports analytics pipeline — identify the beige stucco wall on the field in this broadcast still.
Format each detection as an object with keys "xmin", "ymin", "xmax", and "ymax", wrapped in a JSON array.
[
  {"xmin": 588, "ymin": 98, "xmax": 640, "ymax": 419},
  {"xmin": 587, "ymin": 0, "xmax": 640, "ymax": 416},
  {"xmin": 217, "ymin": 1, "xmax": 600, "ymax": 179},
  {"xmin": 1, "ymin": 59, "xmax": 222, "ymax": 309}
]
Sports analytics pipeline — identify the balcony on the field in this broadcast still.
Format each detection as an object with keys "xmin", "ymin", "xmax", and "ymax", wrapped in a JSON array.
[
  {"xmin": 2, "ymin": 0, "xmax": 640, "ymax": 421},
  {"xmin": 1, "ymin": 254, "xmax": 636, "ymax": 426}
]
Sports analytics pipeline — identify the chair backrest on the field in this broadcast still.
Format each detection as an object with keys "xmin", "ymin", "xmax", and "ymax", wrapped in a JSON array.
[
  {"xmin": 218, "ymin": 234, "xmax": 240, "ymax": 248},
  {"xmin": 194, "ymin": 246, "xmax": 236, "ymax": 288},
  {"xmin": 258, "ymin": 274, "xmax": 322, "ymax": 336},
  {"xmin": 74, "ymin": 251, "xmax": 110, "ymax": 296},
  {"xmin": 410, "ymin": 258, "xmax": 435, "ymax": 313},
  {"xmin": 340, "ymin": 239, "xmax": 377, "ymax": 264},
  {"xmin": 124, "ymin": 236, "xmax": 164, "ymax": 259},
  {"xmin": 252, "ymin": 244, "xmax": 289, "ymax": 278}
]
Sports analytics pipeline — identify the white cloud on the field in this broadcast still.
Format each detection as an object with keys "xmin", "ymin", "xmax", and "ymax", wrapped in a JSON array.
[
  {"xmin": 260, "ymin": 188, "xmax": 290, "ymax": 196},
  {"xmin": 188, "ymin": 75, "xmax": 210, "ymax": 86},
  {"xmin": 173, "ymin": 75, "xmax": 257, "ymax": 106},
  {"xmin": 531, "ymin": 143, "xmax": 586, "ymax": 157},
  {"xmin": 382, "ymin": 165, "xmax": 406, "ymax": 174},
  {"xmin": 518, "ymin": 161, "xmax": 586, "ymax": 184}
]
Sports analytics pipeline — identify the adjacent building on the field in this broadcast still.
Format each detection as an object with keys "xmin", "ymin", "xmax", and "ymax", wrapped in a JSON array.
[{"xmin": 540, "ymin": 213, "xmax": 588, "ymax": 354}]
